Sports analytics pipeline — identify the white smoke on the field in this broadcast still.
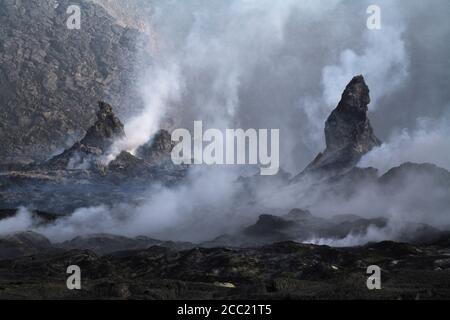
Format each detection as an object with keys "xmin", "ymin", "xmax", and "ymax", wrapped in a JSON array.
[
  {"xmin": 0, "ymin": 207, "xmax": 34, "ymax": 235},
  {"xmin": 360, "ymin": 112, "xmax": 450, "ymax": 173},
  {"xmin": 5, "ymin": 160, "xmax": 449, "ymax": 245},
  {"xmin": 121, "ymin": 166, "xmax": 246, "ymax": 242},
  {"xmin": 103, "ymin": 0, "xmax": 412, "ymax": 172},
  {"xmin": 292, "ymin": 1, "xmax": 410, "ymax": 169},
  {"xmin": 4, "ymin": 167, "xmax": 248, "ymax": 243},
  {"xmin": 104, "ymin": 0, "xmax": 343, "ymax": 165},
  {"xmin": 3, "ymin": 1, "xmax": 449, "ymax": 247},
  {"xmin": 33, "ymin": 205, "xmax": 124, "ymax": 242},
  {"xmin": 304, "ymin": 225, "xmax": 395, "ymax": 247},
  {"xmin": 322, "ymin": 25, "xmax": 408, "ymax": 108},
  {"xmin": 105, "ymin": 62, "xmax": 182, "ymax": 162}
]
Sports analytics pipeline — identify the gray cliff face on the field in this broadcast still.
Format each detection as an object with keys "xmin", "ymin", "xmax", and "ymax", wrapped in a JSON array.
[
  {"xmin": 304, "ymin": 75, "xmax": 381, "ymax": 174},
  {"xmin": 0, "ymin": 0, "xmax": 147, "ymax": 166}
]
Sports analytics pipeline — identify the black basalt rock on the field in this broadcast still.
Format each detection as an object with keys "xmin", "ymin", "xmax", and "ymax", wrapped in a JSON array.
[
  {"xmin": 303, "ymin": 75, "xmax": 381, "ymax": 175},
  {"xmin": 80, "ymin": 101, "xmax": 125, "ymax": 152}
]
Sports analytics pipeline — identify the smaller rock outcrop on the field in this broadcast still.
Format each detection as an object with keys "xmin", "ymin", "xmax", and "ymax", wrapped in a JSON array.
[
  {"xmin": 379, "ymin": 162, "xmax": 450, "ymax": 187},
  {"xmin": 135, "ymin": 129, "xmax": 175, "ymax": 164},
  {"xmin": 46, "ymin": 101, "xmax": 124, "ymax": 170},
  {"xmin": 46, "ymin": 102, "xmax": 181, "ymax": 177}
]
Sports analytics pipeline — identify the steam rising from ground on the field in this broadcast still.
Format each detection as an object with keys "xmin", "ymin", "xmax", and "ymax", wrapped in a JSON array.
[
  {"xmin": 360, "ymin": 112, "xmax": 450, "ymax": 173},
  {"xmin": 110, "ymin": 0, "xmax": 415, "ymax": 171},
  {"xmin": 0, "ymin": 208, "xmax": 34, "ymax": 236},
  {"xmin": 2, "ymin": 161, "xmax": 449, "ymax": 244},
  {"xmin": 2, "ymin": 1, "xmax": 450, "ymax": 246},
  {"xmin": 105, "ymin": 63, "xmax": 182, "ymax": 161}
]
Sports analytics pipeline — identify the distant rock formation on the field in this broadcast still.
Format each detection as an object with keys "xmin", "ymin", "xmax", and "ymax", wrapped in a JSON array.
[
  {"xmin": 0, "ymin": 100, "xmax": 190, "ymax": 212},
  {"xmin": 303, "ymin": 75, "xmax": 381, "ymax": 175},
  {"xmin": 46, "ymin": 101, "xmax": 125, "ymax": 170},
  {"xmin": 379, "ymin": 162, "xmax": 450, "ymax": 188},
  {"xmin": 44, "ymin": 101, "xmax": 187, "ymax": 182},
  {"xmin": 205, "ymin": 205, "xmax": 448, "ymax": 248},
  {"xmin": 80, "ymin": 101, "xmax": 125, "ymax": 151}
]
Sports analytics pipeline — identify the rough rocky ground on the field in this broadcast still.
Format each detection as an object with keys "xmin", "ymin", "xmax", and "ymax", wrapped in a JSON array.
[{"xmin": 1, "ymin": 235, "xmax": 450, "ymax": 299}]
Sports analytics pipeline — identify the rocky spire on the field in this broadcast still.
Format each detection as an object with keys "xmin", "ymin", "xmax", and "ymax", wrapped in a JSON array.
[
  {"xmin": 46, "ymin": 101, "xmax": 125, "ymax": 169},
  {"xmin": 80, "ymin": 101, "xmax": 125, "ymax": 152},
  {"xmin": 304, "ymin": 75, "xmax": 381, "ymax": 174}
]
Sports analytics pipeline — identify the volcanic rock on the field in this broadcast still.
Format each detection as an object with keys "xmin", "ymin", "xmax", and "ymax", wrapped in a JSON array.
[
  {"xmin": 59, "ymin": 233, "xmax": 193, "ymax": 255},
  {"xmin": 379, "ymin": 162, "xmax": 450, "ymax": 187},
  {"xmin": 0, "ymin": 231, "xmax": 54, "ymax": 260},
  {"xmin": 106, "ymin": 151, "xmax": 153, "ymax": 181},
  {"xmin": 207, "ymin": 206, "xmax": 449, "ymax": 248},
  {"xmin": 46, "ymin": 101, "xmax": 124, "ymax": 170},
  {"xmin": 135, "ymin": 129, "xmax": 175, "ymax": 164},
  {"xmin": 303, "ymin": 75, "xmax": 381, "ymax": 175},
  {"xmin": 244, "ymin": 214, "xmax": 298, "ymax": 242},
  {"xmin": 0, "ymin": 0, "xmax": 148, "ymax": 166},
  {"xmin": 204, "ymin": 209, "xmax": 387, "ymax": 247},
  {"xmin": 0, "ymin": 99, "xmax": 191, "ymax": 213},
  {"xmin": 80, "ymin": 101, "xmax": 125, "ymax": 151},
  {"xmin": 1, "ymin": 238, "xmax": 450, "ymax": 299}
]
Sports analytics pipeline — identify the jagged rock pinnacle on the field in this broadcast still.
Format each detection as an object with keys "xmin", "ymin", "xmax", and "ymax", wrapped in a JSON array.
[
  {"xmin": 46, "ymin": 101, "xmax": 125, "ymax": 169},
  {"xmin": 303, "ymin": 75, "xmax": 381, "ymax": 174},
  {"xmin": 80, "ymin": 101, "xmax": 125, "ymax": 152}
]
